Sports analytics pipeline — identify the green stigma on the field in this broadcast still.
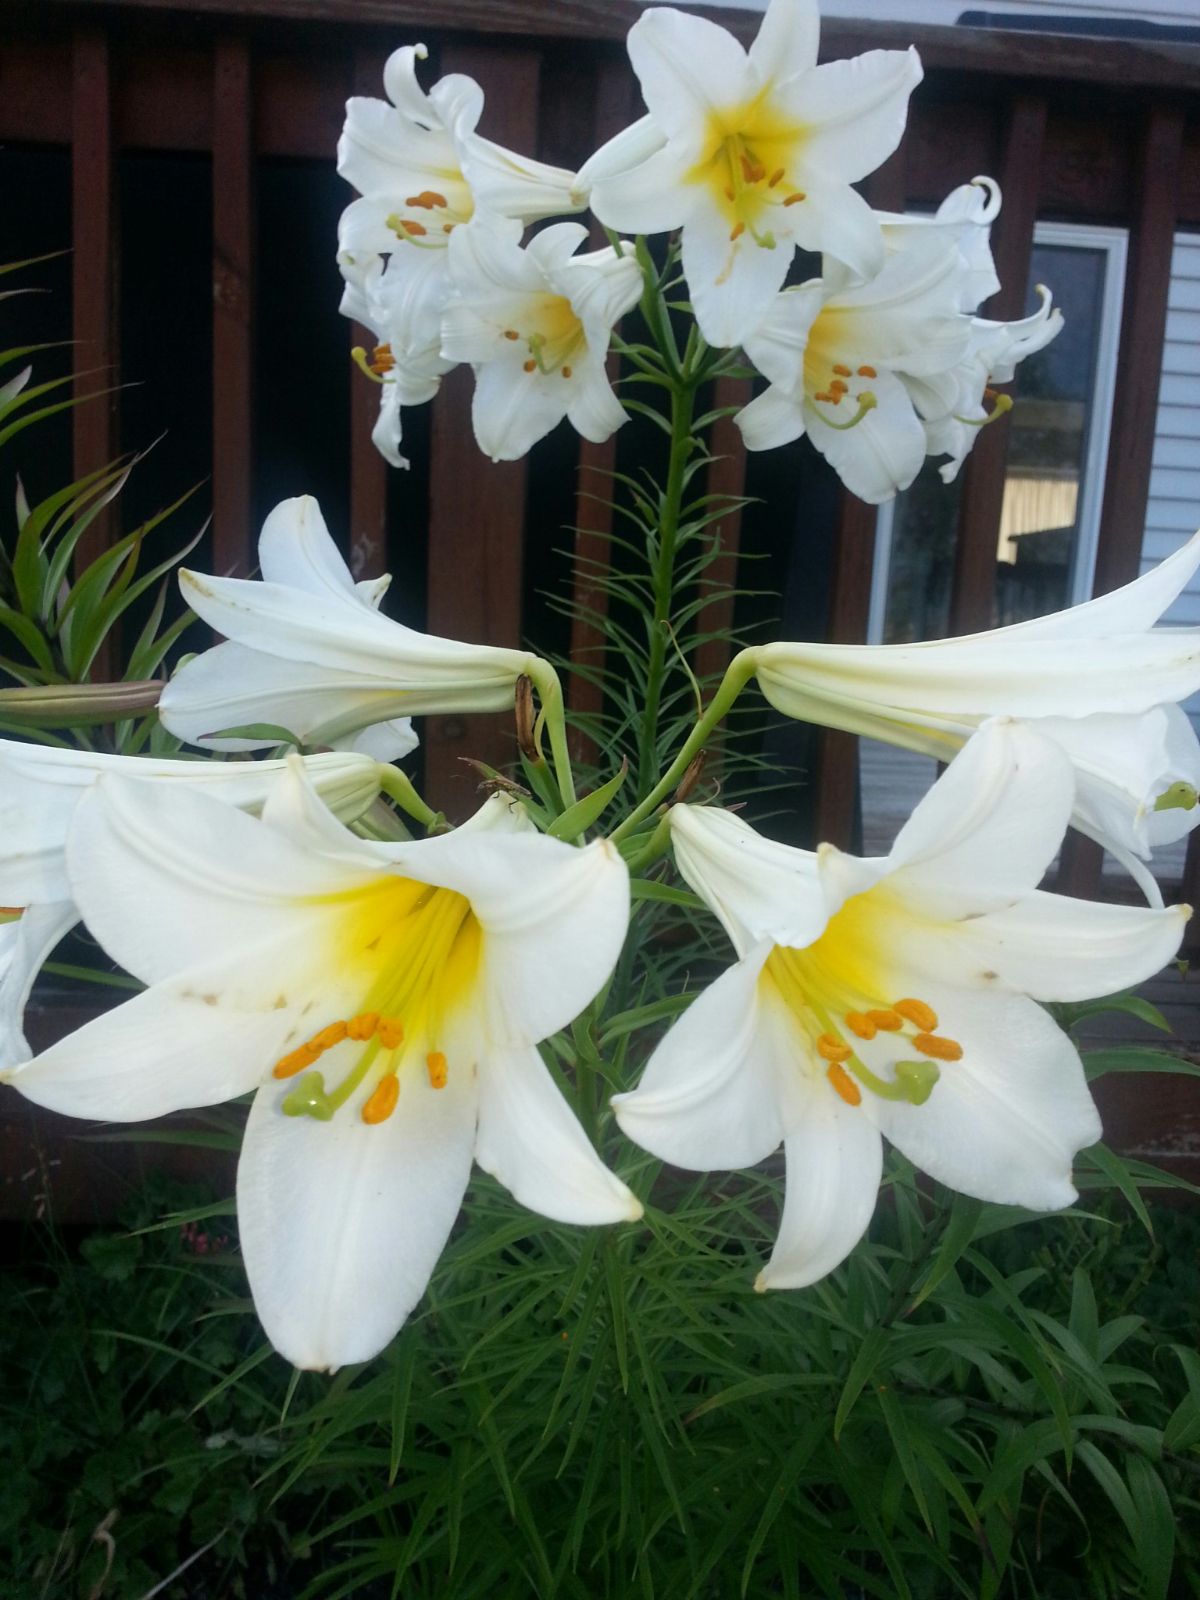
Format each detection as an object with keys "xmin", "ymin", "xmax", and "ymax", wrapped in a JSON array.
[
  {"xmin": 282, "ymin": 1071, "xmax": 335, "ymax": 1122},
  {"xmin": 1153, "ymin": 781, "xmax": 1199, "ymax": 814},
  {"xmin": 894, "ymin": 1059, "xmax": 941, "ymax": 1107}
]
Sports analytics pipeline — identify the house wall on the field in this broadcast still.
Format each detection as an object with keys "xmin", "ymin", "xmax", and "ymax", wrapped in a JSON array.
[
  {"xmin": 1144, "ymin": 236, "xmax": 1200, "ymax": 642},
  {"xmin": 667, "ymin": 0, "xmax": 1199, "ymax": 23}
]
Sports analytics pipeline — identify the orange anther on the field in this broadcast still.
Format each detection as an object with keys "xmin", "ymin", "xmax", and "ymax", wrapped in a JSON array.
[
  {"xmin": 768, "ymin": 167, "xmax": 785, "ymax": 187},
  {"xmin": 405, "ymin": 190, "xmax": 447, "ymax": 209},
  {"xmin": 867, "ymin": 1009, "xmax": 903, "ymax": 1031},
  {"xmin": 740, "ymin": 153, "xmax": 764, "ymax": 184},
  {"xmin": 273, "ymin": 1043, "xmax": 319, "ymax": 1080},
  {"xmin": 313, "ymin": 1021, "xmax": 348, "ymax": 1053},
  {"xmin": 844, "ymin": 1012, "xmax": 877, "ymax": 1041},
  {"xmin": 369, "ymin": 343, "xmax": 395, "ymax": 375},
  {"xmin": 523, "ymin": 359, "xmax": 537, "ymax": 373},
  {"xmin": 814, "ymin": 391, "xmax": 832, "ymax": 404},
  {"xmin": 377, "ymin": 1016, "xmax": 405, "ymax": 1051},
  {"xmin": 724, "ymin": 185, "xmax": 735, "ymax": 202},
  {"xmin": 832, "ymin": 364, "xmax": 852, "ymax": 377},
  {"xmin": 857, "ymin": 365, "xmax": 877, "ymax": 378},
  {"xmin": 913, "ymin": 1033, "xmax": 963, "ymax": 1062},
  {"xmin": 827, "ymin": 1063, "xmax": 862, "ymax": 1107},
  {"xmin": 894, "ymin": 998, "xmax": 939, "ymax": 1032},
  {"xmin": 816, "ymin": 1033, "xmax": 852, "ymax": 1064},
  {"xmin": 401, "ymin": 219, "xmax": 427, "ymax": 236},
  {"xmin": 829, "ymin": 379, "xmax": 849, "ymax": 395},
  {"xmin": 443, "ymin": 223, "xmax": 455, "ymax": 234},
  {"xmin": 730, "ymin": 221, "xmax": 746, "ymax": 241},
  {"xmin": 426, "ymin": 1051, "xmax": 448, "ymax": 1090},
  {"xmin": 362, "ymin": 1073, "xmax": 400, "ymax": 1125},
  {"xmin": 562, "ymin": 365, "xmax": 573, "ymax": 379},
  {"xmin": 347, "ymin": 1011, "xmax": 379, "ymax": 1042},
  {"xmin": 503, "ymin": 329, "xmax": 520, "ymax": 340},
  {"xmin": 783, "ymin": 192, "xmax": 806, "ymax": 206}
]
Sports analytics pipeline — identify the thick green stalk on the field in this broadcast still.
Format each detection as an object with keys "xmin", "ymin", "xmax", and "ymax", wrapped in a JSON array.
[
  {"xmin": 527, "ymin": 659, "xmax": 578, "ymax": 813},
  {"xmin": 611, "ymin": 647, "xmax": 758, "ymax": 844},
  {"xmin": 636, "ymin": 373, "xmax": 697, "ymax": 803}
]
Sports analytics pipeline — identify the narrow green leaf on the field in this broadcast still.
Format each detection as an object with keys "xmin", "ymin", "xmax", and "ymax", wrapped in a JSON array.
[
  {"xmin": 834, "ymin": 1325, "xmax": 888, "ymax": 1440},
  {"xmin": 547, "ymin": 758, "xmax": 628, "ymax": 839}
]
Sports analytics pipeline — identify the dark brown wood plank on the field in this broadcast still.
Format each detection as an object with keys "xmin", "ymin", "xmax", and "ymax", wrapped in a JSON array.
[
  {"xmin": 211, "ymin": 36, "xmax": 255, "ymax": 578},
  {"xmin": 812, "ymin": 147, "xmax": 907, "ymax": 849},
  {"xmin": 424, "ymin": 44, "xmax": 541, "ymax": 815},
  {"xmin": 33, "ymin": 1, "xmax": 1200, "ymax": 93},
  {"xmin": 0, "ymin": 40, "xmax": 71, "ymax": 145},
  {"xmin": 71, "ymin": 28, "xmax": 119, "ymax": 606},
  {"xmin": 1183, "ymin": 832, "xmax": 1200, "ymax": 944},
  {"xmin": 567, "ymin": 57, "xmax": 640, "ymax": 767},
  {"xmin": 347, "ymin": 47, "xmax": 389, "ymax": 582},
  {"xmin": 948, "ymin": 93, "xmax": 1046, "ymax": 639},
  {"xmin": 116, "ymin": 43, "xmax": 212, "ymax": 152},
  {"xmin": 1094, "ymin": 105, "xmax": 1186, "ymax": 597}
]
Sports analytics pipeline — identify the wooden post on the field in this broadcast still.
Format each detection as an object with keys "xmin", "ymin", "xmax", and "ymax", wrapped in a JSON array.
[
  {"xmin": 212, "ymin": 36, "xmax": 256, "ymax": 577},
  {"xmin": 424, "ymin": 44, "xmax": 541, "ymax": 814},
  {"xmin": 71, "ymin": 29, "xmax": 118, "ymax": 581}
]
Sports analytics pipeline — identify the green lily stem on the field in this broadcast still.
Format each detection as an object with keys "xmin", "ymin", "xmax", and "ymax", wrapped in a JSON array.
[
  {"xmin": 635, "ymin": 351, "xmax": 701, "ymax": 805},
  {"xmin": 611, "ymin": 647, "xmax": 758, "ymax": 845},
  {"xmin": 527, "ymin": 659, "xmax": 578, "ymax": 814},
  {"xmin": 375, "ymin": 763, "xmax": 443, "ymax": 833}
]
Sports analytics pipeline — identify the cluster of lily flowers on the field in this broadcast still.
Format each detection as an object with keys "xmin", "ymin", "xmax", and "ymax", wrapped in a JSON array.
[
  {"xmin": 338, "ymin": 0, "xmax": 1060, "ymax": 501},
  {"xmin": 1, "ymin": 0, "xmax": 1198, "ymax": 1374}
]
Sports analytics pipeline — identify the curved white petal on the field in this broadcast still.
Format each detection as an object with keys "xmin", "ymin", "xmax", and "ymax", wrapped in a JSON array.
[
  {"xmin": 749, "ymin": 0, "xmax": 820, "ymax": 85},
  {"xmin": 345, "ymin": 717, "xmax": 420, "ymax": 763},
  {"xmin": 588, "ymin": 146, "xmax": 693, "ymax": 235},
  {"xmin": 574, "ymin": 113, "xmax": 666, "ymax": 200},
  {"xmin": 743, "ymin": 281, "xmax": 826, "ymax": 391},
  {"xmin": 7, "ymin": 950, "xmax": 299, "ymax": 1120},
  {"xmin": 238, "ymin": 1065, "xmax": 477, "ymax": 1370},
  {"xmin": 475, "ymin": 1044, "xmax": 641, "ymax": 1224},
  {"xmin": 64, "ymin": 775, "xmax": 370, "ymax": 987},
  {"xmin": 784, "ymin": 181, "xmax": 885, "ymax": 289},
  {"xmin": 886, "ymin": 721, "xmax": 1075, "ymax": 914},
  {"xmin": 805, "ymin": 369, "xmax": 927, "ymax": 504},
  {"xmin": 682, "ymin": 202, "xmax": 795, "ymax": 349},
  {"xmin": 736, "ymin": 385, "xmax": 807, "ymax": 452},
  {"xmin": 1007, "ymin": 529, "xmax": 1200, "ymax": 643},
  {"xmin": 257, "ymin": 496, "xmax": 356, "ymax": 597},
  {"xmin": 627, "ymin": 7, "xmax": 750, "ymax": 149},
  {"xmin": 669, "ymin": 803, "xmax": 829, "ymax": 954},
  {"xmin": 791, "ymin": 49, "xmax": 923, "ymax": 185},
  {"xmin": 470, "ymin": 358, "xmax": 571, "ymax": 461},
  {"xmin": 0, "ymin": 902, "xmax": 77, "ymax": 1070},
  {"xmin": 756, "ymin": 1097, "xmax": 883, "ymax": 1290},
  {"xmin": 566, "ymin": 360, "xmax": 628, "ymax": 445},
  {"xmin": 613, "ymin": 947, "xmax": 793, "ymax": 1172},
  {"xmin": 866, "ymin": 984, "xmax": 1102, "ymax": 1211}
]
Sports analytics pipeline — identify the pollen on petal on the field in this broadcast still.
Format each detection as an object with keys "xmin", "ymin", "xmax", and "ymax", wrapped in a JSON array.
[
  {"xmin": 504, "ymin": 329, "xmax": 520, "ymax": 340},
  {"xmin": 426, "ymin": 1051, "xmax": 448, "ymax": 1089},
  {"xmin": 362, "ymin": 1073, "xmax": 400, "ymax": 1125},
  {"xmin": 894, "ymin": 998, "xmax": 939, "ymax": 1032},
  {"xmin": 827, "ymin": 1063, "xmax": 862, "ymax": 1107},
  {"xmin": 912, "ymin": 1032, "xmax": 963, "ymax": 1062}
]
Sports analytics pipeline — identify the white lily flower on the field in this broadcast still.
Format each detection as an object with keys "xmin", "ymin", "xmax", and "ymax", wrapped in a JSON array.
[
  {"xmin": 159, "ymin": 495, "xmax": 538, "ymax": 753},
  {"xmin": 736, "ymin": 227, "xmax": 977, "ymax": 501},
  {"xmin": 920, "ymin": 288, "xmax": 1064, "ymax": 484},
  {"xmin": 441, "ymin": 220, "xmax": 643, "ymax": 462},
  {"xmin": 0, "ymin": 738, "xmax": 382, "ymax": 1069},
  {"xmin": 337, "ymin": 44, "xmax": 582, "ymax": 464},
  {"xmin": 5, "ymin": 761, "xmax": 639, "ymax": 1369},
  {"xmin": 614, "ymin": 722, "xmax": 1188, "ymax": 1290},
  {"xmin": 745, "ymin": 529, "xmax": 1200, "ymax": 876},
  {"xmin": 581, "ymin": 0, "xmax": 922, "ymax": 347}
]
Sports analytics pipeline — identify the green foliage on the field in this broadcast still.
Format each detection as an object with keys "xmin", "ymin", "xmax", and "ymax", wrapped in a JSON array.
[{"xmin": 0, "ymin": 259, "xmax": 200, "ymax": 754}]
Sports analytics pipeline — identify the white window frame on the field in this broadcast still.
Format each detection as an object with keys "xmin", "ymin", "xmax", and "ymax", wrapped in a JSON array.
[{"xmin": 866, "ymin": 219, "xmax": 1129, "ymax": 644}]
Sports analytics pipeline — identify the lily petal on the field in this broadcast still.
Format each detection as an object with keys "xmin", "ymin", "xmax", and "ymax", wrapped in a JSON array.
[
  {"xmin": 475, "ymin": 1043, "xmax": 641, "ymax": 1224},
  {"xmin": 238, "ymin": 1066, "xmax": 477, "ymax": 1370}
]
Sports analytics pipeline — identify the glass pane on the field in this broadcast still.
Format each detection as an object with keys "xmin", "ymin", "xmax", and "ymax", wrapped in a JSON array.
[{"xmin": 881, "ymin": 238, "xmax": 1112, "ymax": 643}]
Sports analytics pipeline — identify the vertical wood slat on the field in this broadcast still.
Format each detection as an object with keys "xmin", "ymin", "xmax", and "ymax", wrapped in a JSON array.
[
  {"xmin": 948, "ymin": 94, "xmax": 1047, "ymax": 638},
  {"xmin": 812, "ymin": 146, "xmax": 908, "ymax": 848},
  {"xmin": 1059, "ymin": 104, "xmax": 1185, "ymax": 903},
  {"xmin": 568, "ymin": 57, "xmax": 640, "ymax": 766},
  {"xmin": 347, "ymin": 46, "xmax": 389, "ymax": 580},
  {"xmin": 425, "ymin": 44, "xmax": 541, "ymax": 815},
  {"xmin": 71, "ymin": 29, "xmax": 118, "ymax": 586},
  {"xmin": 211, "ymin": 36, "xmax": 255, "ymax": 577}
]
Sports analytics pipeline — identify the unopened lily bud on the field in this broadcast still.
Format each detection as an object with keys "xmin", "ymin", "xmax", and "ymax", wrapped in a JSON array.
[{"xmin": 0, "ymin": 680, "xmax": 163, "ymax": 728}]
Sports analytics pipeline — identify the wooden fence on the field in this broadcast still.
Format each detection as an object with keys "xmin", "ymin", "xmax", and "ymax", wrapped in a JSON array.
[{"xmin": 2, "ymin": 1, "xmax": 1200, "ymax": 1216}]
